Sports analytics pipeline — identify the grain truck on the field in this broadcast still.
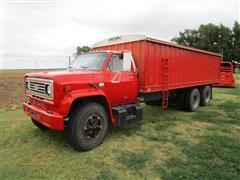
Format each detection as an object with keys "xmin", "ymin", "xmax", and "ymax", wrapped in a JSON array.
[{"xmin": 23, "ymin": 35, "xmax": 222, "ymax": 151}]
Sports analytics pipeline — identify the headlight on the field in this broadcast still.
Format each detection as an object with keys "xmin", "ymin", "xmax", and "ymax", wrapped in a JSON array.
[{"xmin": 45, "ymin": 85, "xmax": 51, "ymax": 95}]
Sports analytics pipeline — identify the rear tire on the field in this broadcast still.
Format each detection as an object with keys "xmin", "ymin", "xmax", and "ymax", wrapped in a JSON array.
[
  {"xmin": 67, "ymin": 103, "xmax": 108, "ymax": 151},
  {"xmin": 32, "ymin": 119, "xmax": 48, "ymax": 130},
  {"xmin": 184, "ymin": 88, "xmax": 200, "ymax": 112},
  {"xmin": 199, "ymin": 85, "xmax": 211, "ymax": 106}
]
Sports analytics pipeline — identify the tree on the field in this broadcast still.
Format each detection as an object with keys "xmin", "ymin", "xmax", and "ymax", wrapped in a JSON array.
[
  {"xmin": 172, "ymin": 21, "xmax": 240, "ymax": 63},
  {"xmin": 172, "ymin": 29, "xmax": 200, "ymax": 48},
  {"xmin": 217, "ymin": 24, "xmax": 232, "ymax": 60},
  {"xmin": 232, "ymin": 21, "xmax": 240, "ymax": 61},
  {"xmin": 75, "ymin": 46, "xmax": 91, "ymax": 56}
]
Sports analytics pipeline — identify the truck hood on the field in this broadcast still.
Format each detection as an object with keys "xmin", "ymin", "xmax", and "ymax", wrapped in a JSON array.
[{"xmin": 25, "ymin": 69, "xmax": 103, "ymax": 83}]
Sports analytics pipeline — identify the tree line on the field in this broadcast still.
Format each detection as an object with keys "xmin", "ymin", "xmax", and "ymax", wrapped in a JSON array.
[{"xmin": 172, "ymin": 21, "xmax": 240, "ymax": 63}]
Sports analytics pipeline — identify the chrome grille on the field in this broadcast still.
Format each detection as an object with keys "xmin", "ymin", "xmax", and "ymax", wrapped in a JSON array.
[{"xmin": 26, "ymin": 78, "xmax": 53, "ymax": 100}]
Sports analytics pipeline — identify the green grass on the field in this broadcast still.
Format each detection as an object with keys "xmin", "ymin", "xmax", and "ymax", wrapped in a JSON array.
[{"xmin": 1, "ymin": 74, "xmax": 240, "ymax": 179}]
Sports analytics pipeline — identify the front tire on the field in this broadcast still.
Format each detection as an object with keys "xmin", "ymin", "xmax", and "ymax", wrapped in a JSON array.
[{"xmin": 67, "ymin": 103, "xmax": 108, "ymax": 151}]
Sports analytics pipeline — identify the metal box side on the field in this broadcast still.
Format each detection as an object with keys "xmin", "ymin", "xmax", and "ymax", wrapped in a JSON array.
[{"xmin": 92, "ymin": 39, "xmax": 221, "ymax": 93}]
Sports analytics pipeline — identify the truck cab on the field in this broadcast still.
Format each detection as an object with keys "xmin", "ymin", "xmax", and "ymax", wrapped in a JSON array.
[{"xmin": 23, "ymin": 50, "xmax": 142, "ymax": 151}]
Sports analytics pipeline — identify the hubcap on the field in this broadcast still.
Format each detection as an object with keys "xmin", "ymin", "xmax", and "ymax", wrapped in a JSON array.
[
  {"xmin": 192, "ymin": 94, "xmax": 199, "ymax": 109},
  {"xmin": 84, "ymin": 115, "xmax": 103, "ymax": 139},
  {"xmin": 205, "ymin": 89, "xmax": 210, "ymax": 102}
]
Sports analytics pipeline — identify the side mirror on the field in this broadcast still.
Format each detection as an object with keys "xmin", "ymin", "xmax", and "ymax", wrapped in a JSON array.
[
  {"xmin": 123, "ymin": 51, "xmax": 137, "ymax": 72},
  {"xmin": 123, "ymin": 52, "xmax": 132, "ymax": 71}
]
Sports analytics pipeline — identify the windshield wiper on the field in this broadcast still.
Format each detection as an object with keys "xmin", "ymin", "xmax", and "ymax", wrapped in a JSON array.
[
  {"xmin": 80, "ymin": 65, "xmax": 89, "ymax": 70},
  {"xmin": 67, "ymin": 65, "xmax": 76, "ymax": 69},
  {"xmin": 67, "ymin": 65, "xmax": 90, "ymax": 70}
]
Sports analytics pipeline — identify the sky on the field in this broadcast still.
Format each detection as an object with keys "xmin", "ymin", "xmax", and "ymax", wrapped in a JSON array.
[{"xmin": 1, "ymin": 0, "xmax": 239, "ymax": 69}]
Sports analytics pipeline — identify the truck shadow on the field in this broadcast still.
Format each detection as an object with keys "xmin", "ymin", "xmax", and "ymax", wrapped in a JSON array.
[{"xmin": 108, "ymin": 104, "xmax": 184, "ymax": 138}]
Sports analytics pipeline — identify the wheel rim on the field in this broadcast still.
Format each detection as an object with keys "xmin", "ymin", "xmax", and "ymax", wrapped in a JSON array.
[
  {"xmin": 205, "ymin": 88, "xmax": 211, "ymax": 102},
  {"xmin": 83, "ymin": 114, "xmax": 103, "ymax": 139},
  {"xmin": 192, "ymin": 94, "xmax": 199, "ymax": 109}
]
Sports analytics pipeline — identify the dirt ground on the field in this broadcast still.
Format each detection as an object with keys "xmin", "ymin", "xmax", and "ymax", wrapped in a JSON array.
[{"xmin": 0, "ymin": 70, "xmax": 32, "ymax": 110}]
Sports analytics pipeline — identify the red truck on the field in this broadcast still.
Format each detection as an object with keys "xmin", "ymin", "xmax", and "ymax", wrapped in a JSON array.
[{"xmin": 23, "ymin": 35, "xmax": 222, "ymax": 151}]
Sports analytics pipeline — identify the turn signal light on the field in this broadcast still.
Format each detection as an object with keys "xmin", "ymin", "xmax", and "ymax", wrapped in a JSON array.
[
  {"xmin": 25, "ymin": 96, "xmax": 30, "ymax": 104},
  {"xmin": 63, "ymin": 86, "xmax": 72, "ymax": 93}
]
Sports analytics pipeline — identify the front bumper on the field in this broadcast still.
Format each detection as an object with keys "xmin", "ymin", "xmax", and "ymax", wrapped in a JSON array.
[{"xmin": 23, "ymin": 102, "xmax": 64, "ymax": 131}]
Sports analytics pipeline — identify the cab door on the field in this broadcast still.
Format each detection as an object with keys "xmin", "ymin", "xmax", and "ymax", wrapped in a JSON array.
[{"xmin": 104, "ymin": 52, "xmax": 138, "ymax": 106}]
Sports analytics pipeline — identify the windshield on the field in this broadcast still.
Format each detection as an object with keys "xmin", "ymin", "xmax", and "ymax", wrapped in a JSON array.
[{"xmin": 69, "ymin": 52, "xmax": 107, "ymax": 70}]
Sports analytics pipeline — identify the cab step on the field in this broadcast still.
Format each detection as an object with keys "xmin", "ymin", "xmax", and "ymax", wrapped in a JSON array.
[{"xmin": 112, "ymin": 103, "xmax": 143, "ymax": 128}]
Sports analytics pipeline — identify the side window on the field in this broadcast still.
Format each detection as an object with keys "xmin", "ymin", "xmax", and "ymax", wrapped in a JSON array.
[{"xmin": 107, "ymin": 54, "xmax": 123, "ymax": 71}]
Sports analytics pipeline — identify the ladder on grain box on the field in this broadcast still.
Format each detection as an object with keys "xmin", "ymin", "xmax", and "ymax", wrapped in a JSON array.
[{"xmin": 162, "ymin": 58, "xmax": 169, "ymax": 109}]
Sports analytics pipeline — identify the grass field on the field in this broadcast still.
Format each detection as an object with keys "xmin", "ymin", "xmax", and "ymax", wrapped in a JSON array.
[
  {"xmin": 0, "ymin": 73, "xmax": 240, "ymax": 179},
  {"xmin": 0, "ymin": 70, "xmax": 33, "ymax": 110}
]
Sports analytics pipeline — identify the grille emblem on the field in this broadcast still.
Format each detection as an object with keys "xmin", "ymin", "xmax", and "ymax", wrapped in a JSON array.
[{"xmin": 32, "ymin": 84, "xmax": 38, "ymax": 91}]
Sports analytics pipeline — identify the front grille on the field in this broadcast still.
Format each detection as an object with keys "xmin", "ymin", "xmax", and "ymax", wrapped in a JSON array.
[{"xmin": 26, "ymin": 78, "xmax": 53, "ymax": 100}]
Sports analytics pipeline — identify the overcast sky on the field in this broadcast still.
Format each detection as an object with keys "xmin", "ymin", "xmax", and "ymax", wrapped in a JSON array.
[{"xmin": 1, "ymin": 0, "xmax": 239, "ymax": 69}]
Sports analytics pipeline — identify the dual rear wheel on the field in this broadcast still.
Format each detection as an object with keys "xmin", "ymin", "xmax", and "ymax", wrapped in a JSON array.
[
  {"xmin": 145, "ymin": 85, "xmax": 212, "ymax": 112},
  {"xmin": 177, "ymin": 85, "xmax": 212, "ymax": 112}
]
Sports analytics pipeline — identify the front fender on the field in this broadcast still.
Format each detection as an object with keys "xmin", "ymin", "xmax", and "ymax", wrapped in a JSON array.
[{"xmin": 59, "ymin": 89, "xmax": 114, "ymax": 122}]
